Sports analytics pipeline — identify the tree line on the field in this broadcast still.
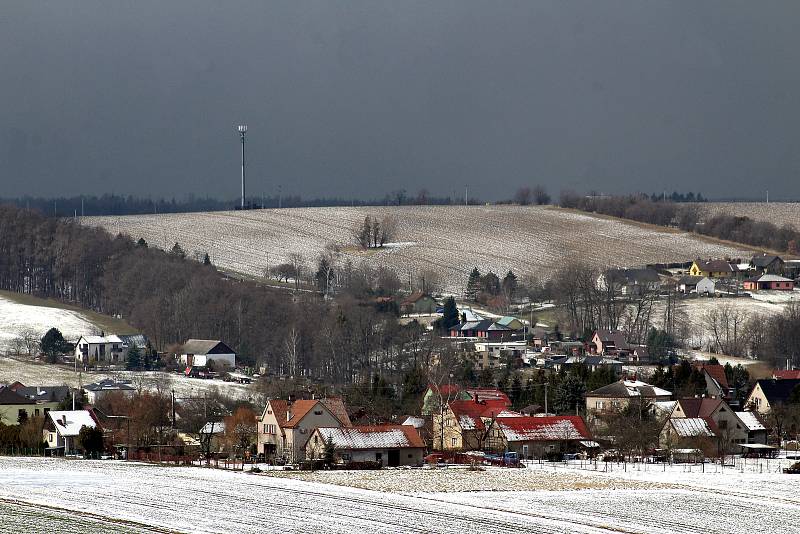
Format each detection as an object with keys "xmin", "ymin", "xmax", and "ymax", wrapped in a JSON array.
[{"xmin": 0, "ymin": 204, "xmax": 434, "ymax": 384}]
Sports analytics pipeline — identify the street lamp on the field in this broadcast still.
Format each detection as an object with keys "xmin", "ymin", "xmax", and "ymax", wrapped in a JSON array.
[{"xmin": 238, "ymin": 125, "xmax": 248, "ymax": 209}]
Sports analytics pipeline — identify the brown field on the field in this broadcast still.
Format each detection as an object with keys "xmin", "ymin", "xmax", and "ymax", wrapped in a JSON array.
[{"xmin": 699, "ymin": 202, "xmax": 800, "ymax": 231}]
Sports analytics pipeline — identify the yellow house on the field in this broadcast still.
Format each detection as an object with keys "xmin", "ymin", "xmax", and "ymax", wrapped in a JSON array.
[
  {"xmin": 0, "ymin": 387, "xmax": 38, "ymax": 425},
  {"xmin": 689, "ymin": 259, "xmax": 737, "ymax": 279}
]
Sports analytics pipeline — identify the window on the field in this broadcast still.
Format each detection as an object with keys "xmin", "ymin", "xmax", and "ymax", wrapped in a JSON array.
[
  {"xmin": 263, "ymin": 424, "xmax": 276, "ymax": 434},
  {"xmin": 35, "ymin": 409, "xmax": 40, "ymax": 416},
  {"xmin": 341, "ymin": 453, "xmax": 351, "ymax": 460},
  {"xmin": 451, "ymin": 437, "xmax": 457, "ymax": 447},
  {"xmin": 313, "ymin": 410, "xmax": 323, "ymax": 415}
]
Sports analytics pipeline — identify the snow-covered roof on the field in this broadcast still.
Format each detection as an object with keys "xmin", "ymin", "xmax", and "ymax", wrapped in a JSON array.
[
  {"xmin": 588, "ymin": 379, "xmax": 671, "ymax": 398},
  {"xmin": 79, "ymin": 335, "xmax": 123, "ymax": 344},
  {"xmin": 496, "ymin": 416, "xmax": 591, "ymax": 442},
  {"xmin": 736, "ymin": 412, "xmax": 766, "ymax": 432},
  {"xmin": 83, "ymin": 379, "xmax": 135, "ymax": 392},
  {"xmin": 315, "ymin": 425, "xmax": 425, "ymax": 450},
  {"xmin": 670, "ymin": 418, "xmax": 715, "ymax": 438},
  {"xmin": 401, "ymin": 416, "xmax": 426, "ymax": 429},
  {"xmin": 47, "ymin": 410, "xmax": 97, "ymax": 437},
  {"xmin": 199, "ymin": 421, "xmax": 225, "ymax": 434},
  {"xmin": 753, "ymin": 274, "xmax": 794, "ymax": 283},
  {"xmin": 654, "ymin": 401, "xmax": 677, "ymax": 414}
]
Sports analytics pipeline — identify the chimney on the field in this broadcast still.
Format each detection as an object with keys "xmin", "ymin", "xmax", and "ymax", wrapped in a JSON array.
[
  {"xmin": 286, "ymin": 411, "xmax": 291, "ymax": 422},
  {"xmin": 61, "ymin": 415, "xmax": 67, "ymax": 426}
]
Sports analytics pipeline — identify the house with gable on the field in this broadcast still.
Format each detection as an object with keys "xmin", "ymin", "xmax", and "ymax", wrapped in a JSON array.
[
  {"xmin": 420, "ymin": 384, "xmax": 511, "ymax": 415},
  {"xmin": 750, "ymin": 254, "xmax": 784, "ymax": 275},
  {"xmin": 660, "ymin": 417, "xmax": 717, "ymax": 457},
  {"xmin": 399, "ymin": 292, "xmax": 437, "ymax": 315},
  {"xmin": 585, "ymin": 379, "xmax": 671, "ymax": 416},
  {"xmin": 598, "ymin": 268, "xmax": 661, "ymax": 296},
  {"xmin": 432, "ymin": 398, "xmax": 515, "ymax": 451},
  {"xmin": 0, "ymin": 386, "xmax": 37, "ymax": 425},
  {"xmin": 689, "ymin": 259, "xmax": 738, "ymax": 279},
  {"xmin": 306, "ymin": 425, "xmax": 426, "ymax": 466},
  {"xmin": 693, "ymin": 363, "xmax": 735, "ymax": 402},
  {"xmin": 484, "ymin": 415, "xmax": 594, "ymax": 459},
  {"xmin": 178, "ymin": 339, "xmax": 236, "ymax": 369},
  {"xmin": 257, "ymin": 397, "xmax": 351, "ymax": 463},
  {"xmin": 43, "ymin": 409, "xmax": 101, "ymax": 455},
  {"xmin": 745, "ymin": 378, "xmax": 800, "ymax": 414},
  {"xmin": 743, "ymin": 274, "xmax": 795, "ymax": 292},
  {"xmin": 669, "ymin": 397, "xmax": 748, "ymax": 453}
]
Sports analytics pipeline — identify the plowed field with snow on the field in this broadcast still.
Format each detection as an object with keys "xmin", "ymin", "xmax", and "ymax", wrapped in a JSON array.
[
  {"xmin": 699, "ymin": 202, "xmax": 800, "ymax": 231},
  {"xmin": 82, "ymin": 206, "xmax": 751, "ymax": 293},
  {"xmin": 2, "ymin": 457, "xmax": 799, "ymax": 533}
]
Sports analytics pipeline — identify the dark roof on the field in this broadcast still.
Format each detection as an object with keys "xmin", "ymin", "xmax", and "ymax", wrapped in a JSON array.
[
  {"xmin": 755, "ymin": 379, "xmax": 800, "ymax": 405},
  {"xmin": 751, "ymin": 254, "xmax": 783, "ymax": 268},
  {"xmin": 180, "ymin": 339, "xmax": 234, "ymax": 355},
  {"xmin": 677, "ymin": 275, "xmax": 704, "ymax": 286},
  {"xmin": 16, "ymin": 386, "xmax": 71, "ymax": 403},
  {"xmin": 694, "ymin": 259, "xmax": 737, "ymax": 273},
  {"xmin": 0, "ymin": 386, "xmax": 36, "ymax": 405},
  {"xmin": 676, "ymin": 397, "xmax": 725, "ymax": 418},
  {"xmin": 593, "ymin": 329, "xmax": 630, "ymax": 350}
]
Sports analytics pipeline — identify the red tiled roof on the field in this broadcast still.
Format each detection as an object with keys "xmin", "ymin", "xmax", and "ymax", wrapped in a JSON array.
[
  {"xmin": 496, "ymin": 416, "xmax": 591, "ymax": 442},
  {"xmin": 676, "ymin": 397, "xmax": 724, "ymax": 418},
  {"xmin": 773, "ymin": 370, "xmax": 800, "ymax": 380},
  {"xmin": 267, "ymin": 398, "xmax": 350, "ymax": 429},
  {"xmin": 694, "ymin": 363, "xmax": 730, "ymax": 390},
  {"xmin": 449, "ymin": 399, "xmax": 510, "ymax": 430},
  {"xmin": 464, "ymin": 388, "xmax": 511, "ymax": 406}
]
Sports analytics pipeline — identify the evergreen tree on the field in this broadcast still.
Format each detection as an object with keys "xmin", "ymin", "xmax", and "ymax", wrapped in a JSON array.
[
  {"xmin": 136, "ymin": 237, "xmax": 148, "ymax": 247},
  {"xmin": 202, "ymin": 253, "xmax": 211, "ymax": 266},
  {"xmin": 481, "ymin": 271, "xmax": 501, "ymax": 296},
  {"xmin": 77, "ymin": 425, "xmax": 104, "ymax": 458},
  {"xmin": 126, "ymin": 344, "xmax": 142, "ymax": 371},
  {"xmin": 554, "ymin": 374, "xmax": 586, "ymax": 414},
  {"xmin": 323, "ymin": 435, "xmax": 336, "ymax": 466},
  {"xmin": 502, "ymin": 270, "xmax": 518, "ymax": 300},
  {"xmin": 439, "ymin": 297, "xmax": 460, "ymax": 330},
  {"xmin": 466, "ymin": 268, "xmax": 482, "ymax": 300},
  {"xmin": 170, "ymin": 242, "xmax": 185, "ymax": 258},
  {"xmin": 41, "ymin": 328, "xmax": 70, "ymax": 363}
]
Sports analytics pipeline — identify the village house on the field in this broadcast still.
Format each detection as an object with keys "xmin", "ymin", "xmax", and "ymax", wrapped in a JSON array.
[
  {"xmin": 598, "ymin": 268, "xmax": 661, "ymax": 295},
  {"xmin": 585, "ymin": 379, "xmax": 672, "ymax": 416},
  {"xmin": 659, "ymin": 417, "xmax": 717, "ymax": 458},
  {"xmin": 743, "ymin": 274, "xmax": 795, "ymax": 292},
  {"xmin": 401, "ymin": 415, "xmax": 433, "ymax": 449},
  {"xmin": 689, "ymin": 259, "xmax": 738, "ymax": 279},
  {"xmin": 178, "ymin": 339, "xmax": 236, "ymax": 369},
  {"xmin": 432, "ymin": 398, "xmax": 515, "ymax": 451},
  {"xmin": 3, "ymin": 383, "xmax": 71, "ymax": 421},
  {"xmin": 83, "ymin": 379, "xmax": 136, "ymax": 404},
  {"xmin": 677, "ymin": 275, "xmax": 715, "ymax": 295},
  {"xmin": 495, "ymin": 316, "xmax": 526, "ymax": 331},
  {"xmin": 471, "ymin": 340, "xmax": 528, "ymax": 370},
  {"xmin": 750, "ymin": 254, "xmax": 784, "ymax": 275},
  {"xmin": 735, "ymin": 411, "xmax": 769, "ymax": 446},
  {"xmin": 669, "ymin": 397, "xmax": 748, "ymax": 453},
  {"xmin": 420, "ymin": 384, "xmax": 511, "ymax": 415},
  {"xmin": 548, "ymin": 355, "xmax": 622, "ymax": 375},
  {"xmin": 745, "ymin": 378, "xmax": 800, "ymax": 414},
  {"xmin": 448, "ymin": 320, "xmax": 515, "ymax": 340},
  {"xmin": 43, "ymin": 409, "xmax": 101, "ymax": 455},
  {"xmin": 74, "ymin": 335, "xmax": 124, "ymax": 365},
  {"xmin": 399, "ymin": 292, "xmax": 437, "ymax": 315},
  {"xmin": 589, "ymin": 330, "xmax": 650, "ymax": 363},
  {"xmin": 0, "ymin": 386, "xmax": 37, "ymax": 425},
  {"xmin": 306, "ymin": 425, "xmax": 426, "ymax": 466},
  {"xmin": 694, "ymin": 363, "xmax": 736, "ymax": 402},
  {"xmin": 257, "ymin": 397, "xmax": 351, "ymax": 463},
  {"xmin": 484, "ymin": 415, "xmax": 595, "ymax": 459}
]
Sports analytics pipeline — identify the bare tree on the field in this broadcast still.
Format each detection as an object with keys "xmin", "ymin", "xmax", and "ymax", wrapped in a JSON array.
[
  {"xmin": 379, "ymin": 215, "xmax": 397, "ymax": 246},
  {"xmin": 288, "ymin": 253, "xmax": 306, "ymax": 290},
  {"xmin": 514, "ymin": 187, "xmax": 532, "ymax": 205},
  {"xmin": 532, "ymin": 185, "xmax": 551, "ymax": 205},
  {"xmin": 415, "ymin": 269, "xmax": 442, "ymax": 295},
  {"xmin": 704, "ymin": 303, "xmax": 749, "ymax": 356},
  {"xmin": 283, "ymin": 327, "xmax": 300, "ymax": 377}
]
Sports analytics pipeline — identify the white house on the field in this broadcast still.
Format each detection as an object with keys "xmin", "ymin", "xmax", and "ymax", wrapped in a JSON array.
[
  {"xmin": 179, "ymin": 339, "xmax": 236, "ymax": 369},
  {"xmin": 82, "ymin": 379, "xmax": 136, "ymax": 404},
  {"xmin": 75, "ymin": 335, "xmax": 124, "ymax": 364},
  {"xmin": 43, "ymin": 410, "xmax": 100, "ymax": 454},
  {"xmin": 696, "ymin": 277, "xmax": 716, "ymax": 296}
]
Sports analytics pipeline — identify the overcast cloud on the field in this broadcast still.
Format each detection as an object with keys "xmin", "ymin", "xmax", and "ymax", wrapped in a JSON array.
[{"xmin": 2, "ymin": 1, "xmax": 799, "ymax": 200}]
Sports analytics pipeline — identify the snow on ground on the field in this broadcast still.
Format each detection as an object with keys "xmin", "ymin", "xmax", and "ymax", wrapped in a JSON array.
[
  {"xmin": 0, "ymin": 295, "xmax": 97, "ymax": 352},
  {"xmin": 81, "ymin": 205, "xmax": 752, "ymax": 293},
  {"xmin": 0, "ymin": 356, "xmax": 253, "ymax": 400},
  {"xmin": 3, "ymin": 457, "xmax": 800, "ymax": 533}
]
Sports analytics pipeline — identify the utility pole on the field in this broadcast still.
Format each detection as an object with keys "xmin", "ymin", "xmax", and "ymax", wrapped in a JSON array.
[
  {"xmin": 238, "ymin": 125, "xmax": 248, "ymax": 209},
  {"xmin": 465, "ymin": 185, "xmax": 468, "ymax": 206}
]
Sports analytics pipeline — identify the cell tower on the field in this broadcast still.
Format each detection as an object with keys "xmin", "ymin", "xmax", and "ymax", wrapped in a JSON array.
[{"xmin": 238, "ymin": 125, "xmax": 248, "ymax": 208}]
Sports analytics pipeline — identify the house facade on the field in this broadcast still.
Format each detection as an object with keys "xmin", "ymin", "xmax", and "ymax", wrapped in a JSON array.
[
  {"xmin": 257, "ymin": 398, "xmax": 351, "ymax": 463},
  {"xmin": 306, "ymin": 425, "xmax": 426, "ymax": 466},
  {"xmin": 43, "ymin": 410, "xmax": 101, "ymax": 454},
  {"xmin": 178, "ymin": 339, "xmax": 236, "ymax": 368},
  {"xmin": 585, "ymin": 380, "xmax": 672, "ymax": 416},
  {"xmin": 743, "ymin": 274, "xmax": 794, "ymax": 292},
  {"xmin": 0, "ymin": 387, "xmax": 37, "ymax": 425},
  {"xmin": 745, "ymin": 379, "xmax": 800, "ymax": 414},
  {"xmin": 75, "ymin": 335, "xmax": 125, "ymax": 364},
  {"xmin": 669, "ymin": 397, "xmax": 748, "ymax": 453},
  {"xmin": 484, "ymin": 415, "xmax": 593, "ymax": 459},
  {"xmin": 399, "ymin": 292, "xmax": 437, "ymax": 314},
  {"xmin": 432, "ymin": 399, "xmax": 512, "ymax": 451},
  {"xmin": 689, "ymin": 259, "xmax": 738, "ymax": 279}
]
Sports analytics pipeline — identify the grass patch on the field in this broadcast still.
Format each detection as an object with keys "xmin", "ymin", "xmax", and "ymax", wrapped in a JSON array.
[{"xmin": 0, "ymin": 290, "xmax": 138, "ymax": 335}]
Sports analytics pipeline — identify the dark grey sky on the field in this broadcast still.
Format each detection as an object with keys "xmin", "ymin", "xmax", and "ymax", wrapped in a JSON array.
[{"xmin": 2, "ymin": 1, "xmax": 799, "ymax": 200}]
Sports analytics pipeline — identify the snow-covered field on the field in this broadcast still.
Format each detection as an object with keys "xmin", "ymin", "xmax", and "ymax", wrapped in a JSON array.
[
  {"xmin": 700, "ymin": 202, "xmax": 800, "ymax": 231},
  {"xmin": 0, "ymin": 295, "xmax": 97, "ymax": 353},
  {"xmin": 0, "ymin": 356, "xmax": 253, "ymax": 400},
  {"xmin": 2, "ymin": 457, "xmax": 799, "ymax": 533},
  {"xmin": 81, "ymin": 206, "xmax": 752, "ymax": 293}
]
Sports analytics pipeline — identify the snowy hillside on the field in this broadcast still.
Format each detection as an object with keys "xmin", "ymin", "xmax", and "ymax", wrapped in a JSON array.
[{"xmin": 0, "ymin": 295, "xmax": 97, "ymax": 352}]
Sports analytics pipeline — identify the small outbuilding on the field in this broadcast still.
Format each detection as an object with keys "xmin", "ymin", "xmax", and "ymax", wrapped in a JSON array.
[
  {"xmin": 179, "ymin": 339, "xmax": 236, "ymax": 369},
  {"xmin": 306, "ymin": 425, "xmax": 426, "ymax": 466}
]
